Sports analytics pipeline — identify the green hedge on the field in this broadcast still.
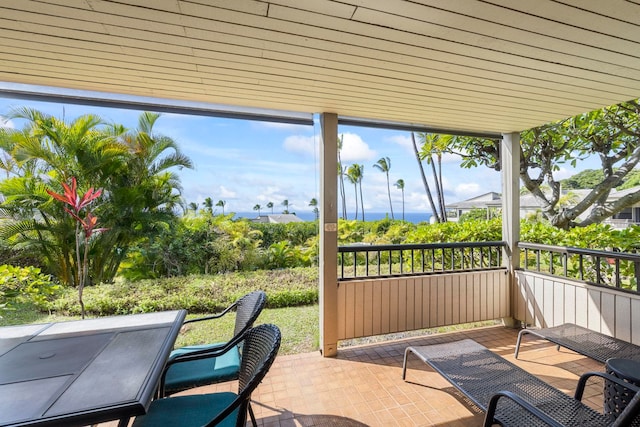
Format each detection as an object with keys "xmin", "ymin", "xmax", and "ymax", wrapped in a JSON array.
[{"xmin": 46, "ymin": 267, "xmax": 318, "ymax": 316}]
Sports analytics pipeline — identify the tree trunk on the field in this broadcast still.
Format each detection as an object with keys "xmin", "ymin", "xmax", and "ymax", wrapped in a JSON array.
[
  {"xmin": 412, "ymin": 133, "xmax": 440, "ymax": 222},
  {"xmin": 386, "ymin": 172, "xmax": 394, "ymax": 220}
]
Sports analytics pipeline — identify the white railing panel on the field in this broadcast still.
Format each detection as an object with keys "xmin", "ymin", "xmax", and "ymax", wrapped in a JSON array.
[{"xmin": 515, "ymin": 270, "xmax": 640, "ymax": 345}]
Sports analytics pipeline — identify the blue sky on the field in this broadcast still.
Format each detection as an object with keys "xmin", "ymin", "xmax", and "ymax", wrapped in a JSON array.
[{"xmin": 0, "ymin": 96, "xmax": 594, "ymax": 218}]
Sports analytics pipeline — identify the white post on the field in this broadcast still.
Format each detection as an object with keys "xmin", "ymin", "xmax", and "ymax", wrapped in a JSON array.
[
  {"xmin": 319, "ymin": 113, "xmax": 339, "ymax": 357},
  {"xmin": 501, "ymin": 132, "xmax": 520, "ymax": 327}
]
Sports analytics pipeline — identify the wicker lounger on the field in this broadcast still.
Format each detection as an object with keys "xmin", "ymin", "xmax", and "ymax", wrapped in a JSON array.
[
  {"xmin": 402, "ymin": 339, "xmax": 640, "ymax": 427},
  {"xmin": 514, "ymin": 323, "xmax": 640, "ymax": 363}
]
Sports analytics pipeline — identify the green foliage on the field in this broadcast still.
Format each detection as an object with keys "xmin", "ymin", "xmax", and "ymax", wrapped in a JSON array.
[
  {"xmin": 562, "ymin": 168, "xmax": 640, "ymax": 190},
  {"xmin": 263, "ymin": 241, "xmax": 310, "ymax": 269},
  {"xmin": 459, "ymin": 208, "xmax": 489, "ymax": 222},
  {"xmin": 249, "ymin": 221, "xmax": 318, "ymax": 247},
  {"xmin": 46, "ymin": 267, "xmax": 319, "ymax": 316},
  {"xmin": 561, "ymin": 169, "xmax": 605, "ymax": 189},
  {"xmin": 450, "ymin": 99, "xmax": 640, "ymax": 228},
  {"xmin": 0, "ymin": 265, "xmax": 59, "ymax": 309},
  {"xmin": 0, "ymin": 109, "xmax": 193, "ymax": 287}
]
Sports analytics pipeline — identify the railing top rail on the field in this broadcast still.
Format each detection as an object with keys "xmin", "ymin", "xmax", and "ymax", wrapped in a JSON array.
[
  {"xmin": 518, "ymin": 242, "xmax": 568, "ymax": 254},
  {"xmin": 519, "ymin": 241, "xmax": 640, "ymax": 262},
  {"xmin": 338, "ymin": 241, "xmax": 506, "ymax": 253}
]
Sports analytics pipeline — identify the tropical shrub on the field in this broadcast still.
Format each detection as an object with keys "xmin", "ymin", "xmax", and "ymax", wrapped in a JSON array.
[
  {"xmin": 0, "ymin": 265, "xmax": 59, "ymax": 309},
  {"xmin": 46, "ymin": 267, "xmax": 318, "ymax": 315},
  {"xmin": 0, "ymin": 109, "xmax": 193, "ymax": 287}
]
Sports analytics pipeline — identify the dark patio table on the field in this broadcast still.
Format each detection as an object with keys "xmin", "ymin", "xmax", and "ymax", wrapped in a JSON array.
[{"xmin": 0, "ymin": 309, "xmax": 186, "ymax": 427}]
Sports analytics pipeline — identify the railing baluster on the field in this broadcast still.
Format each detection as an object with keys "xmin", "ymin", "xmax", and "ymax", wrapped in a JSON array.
[
  {"xmin": 515, "ymin": 242, "xmax": 640, "ymax": 294},
  {"xmin": 411, "ymin": 249, "xmax": 415, "ymax": 273},
  {"xmin": 337, "ymin": 242, "xmax": 507, "ymax": 280},
  {"xmin": 431, "ymin": 249, "xmax": 436, "ymax": 271},
  {"xmin": 365, "ymin": 250, "xmax": 369, "ymax": 277}
]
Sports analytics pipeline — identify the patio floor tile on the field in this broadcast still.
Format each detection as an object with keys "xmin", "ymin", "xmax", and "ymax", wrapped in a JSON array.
[{"xmin": 101, "ymin": 325, "xmax": 606, "ymax": 426}]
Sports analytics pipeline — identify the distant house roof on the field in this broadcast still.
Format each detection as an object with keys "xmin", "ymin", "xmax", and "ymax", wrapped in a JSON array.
[
  {"xmin": 446, "ymin": 187, "xmax": 640, "ymax": 213},
  {"xmin": 251, "ymin": 214, "xmax": 304, "ymax": 224},
  {"xmin": 446, "ymin": 192, "xmax": 501, "ymax": 210}
]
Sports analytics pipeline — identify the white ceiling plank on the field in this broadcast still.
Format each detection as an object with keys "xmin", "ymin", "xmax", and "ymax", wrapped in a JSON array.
[
  {"xmin": 266, "ymin": 0, "xmax": 356, "ymax": 19},
  {"xmin": 350, "ymin": 6, "xmax": 640, "ymax": 73},
  {"xmin": 481, "ymin": 0, "xmax": 640, "ymax": 40},
  {"xmin": 1, "ymin": 0, "xmax": 640, "ymax": 133},
  {"xmin": 268, "ymin": 4, "xmax": 640, "ymax": 86}
]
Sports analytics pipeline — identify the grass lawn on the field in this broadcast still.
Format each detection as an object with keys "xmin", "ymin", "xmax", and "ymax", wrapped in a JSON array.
[
  {"xmin": 1, "ymin": 302, "xmax": 497, "ymax": 356},
  {"xmin": 1, "ymin": 302, "xmax": 321, "ymax": 355}
]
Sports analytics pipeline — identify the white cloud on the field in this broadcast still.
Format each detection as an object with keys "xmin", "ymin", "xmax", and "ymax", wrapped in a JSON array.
[
  {"xmin": 283, "ymin": 135, "xmax": 318, "ymax": 157},
  {"xmin": 340, "ymin": 132, "xmax": 377, "ymax": 162},
  {"xmin": 218, "ymin": 186, "xmax": 236, "ymax": 198},
  {"xmin": 454, "ymin": 182, "xmax": 482, "ymax": 199},
  {"xmin": 0, "ymin": 117, "xmax": 14, "ymax": 129},
  {"xmin": 553, "ymin": 167, "xmax": 576, "ymax": 181}
]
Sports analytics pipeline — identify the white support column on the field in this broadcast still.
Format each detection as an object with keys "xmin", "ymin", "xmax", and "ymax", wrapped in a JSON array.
[
  {"xmin": 501, "ymin": 132, "xmax": 520, "ymax": 327},
  {"xmin": 501, "ymin": 132, "xmax": 520, "ymax": 269},
  {"xmin": 319, "ymin": 113, "xmax": 339, "ymax": 357}
]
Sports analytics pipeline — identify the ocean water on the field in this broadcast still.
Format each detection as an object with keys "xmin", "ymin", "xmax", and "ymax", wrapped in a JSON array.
[{"xmin": 233, "ymin": 211, "xmax": 432, "ymax": 224}]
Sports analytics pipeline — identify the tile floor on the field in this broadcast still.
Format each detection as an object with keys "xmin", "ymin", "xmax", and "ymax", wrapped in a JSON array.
[{"xmin": 137, "ymin": 325, "xmax": 607, "ymax": 426}]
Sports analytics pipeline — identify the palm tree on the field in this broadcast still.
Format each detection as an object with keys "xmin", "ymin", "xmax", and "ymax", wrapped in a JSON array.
[
  {"xmin": 188, "ymin": 202, "xmax": 198, "ymax": 213},
  {"xmin": 309, "ymin": 197, "xmax": 319, "ymax": 220},
  {"xmin": 203, "ymin": 197, "xmax": 214, "ymax": 214},
  {"xmin": 346, "ymin": 164, "xmax": 364, "ymax": 221},
  {"xmin": 418, "ymin": 133, "xmax": 453, "ymax": 222},
  {"xmin": 253, "ymin": 204, "xmax": 262, "ymax": 216},
  {"xmin": 216, "ymin": 199, "xmax": 226, "ymax": 215},
  {"xmin": 0, "ymin": 108, "xmax": 193, "ymax": 286},
  {"xmin": 267, "ymin": 201, "xmax": 274, "ymax": 214},
  {"xmin": 337, "ymin": 134, "xmax": 347, "ymax": 220},
  {"xmin": 411, "ymin": 132, "xmax": 441, "ymax": 222},
  {"xmin": 394, "ymin": 179, "xmax": 405, "ymax": 221},
  {"xmin": 282, "ymin": 199, "xmax": 290, "ymax": 214},
  {"xmin": 373, "ymin": 156, "xmax": 394, "ymax": 220}
]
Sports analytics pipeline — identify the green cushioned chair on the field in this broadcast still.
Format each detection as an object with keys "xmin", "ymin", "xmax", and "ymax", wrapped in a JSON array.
[
  {"xmin": 134, "ymin": 324, "xmax": 281, "ymax": 427},
  {"xmin": 160, "ymin": 290, "xmax": 266, "ymax": 397}
]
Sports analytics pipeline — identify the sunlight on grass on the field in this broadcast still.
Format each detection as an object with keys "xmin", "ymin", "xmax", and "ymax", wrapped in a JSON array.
[
  {"xmin": 2, "ymin": 303, "xmax": 320, "ymax": 356},
  {"xmin": 174, "ymin": 305, "xmax": 319, "ymax": 355},
  {"xmin": 2, "ymin": 303, "xmax": 495, "ymax": 356}
]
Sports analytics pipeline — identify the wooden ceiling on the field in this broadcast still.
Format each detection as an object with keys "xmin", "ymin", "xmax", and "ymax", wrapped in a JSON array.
[{"xmin": 1, "ymin": 0, "xmax": 640, "ymax": 133}]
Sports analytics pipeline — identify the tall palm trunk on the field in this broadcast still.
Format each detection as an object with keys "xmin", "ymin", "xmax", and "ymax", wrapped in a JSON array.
[
  {"xmin": 385, "ymin": 172, "xmax": 394, "ymax": 220},
  {"xmin": 337, "ymin": 137, "xmax": 347, "ymax": 220},
  {"xmin": 353, "ymin": 182, "xmax": 359, "ymax": 220},
  {"xmin": 359, "ymin": 179, "xmax": 365, "ymax": 221},
  {"xmin": 411, "ymin": 132, "xmax": 441, "ymax": 222},
  {"xmin": 428, "ymin": 155, "xmax": 445, "ymax": 221},
  {"xmin": 437, "ymin": 154, "xmax": 447, "ymax": 221},
  {"xmin": 339, "ymin": 165, "xmax": 347, "ymax": 220}
]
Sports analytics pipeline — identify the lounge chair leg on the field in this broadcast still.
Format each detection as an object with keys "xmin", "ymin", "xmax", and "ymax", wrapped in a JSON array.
[
  {"xmin": 248, "ymin": 401, "xmax": 258, "ymax": 427},
  {"xmin": 402, "ymin": 347, "xmax": 413, "ymax": 380},
  {"xmin": 514, "ymin": 329, "xmax": 529, "ymax": 359}
]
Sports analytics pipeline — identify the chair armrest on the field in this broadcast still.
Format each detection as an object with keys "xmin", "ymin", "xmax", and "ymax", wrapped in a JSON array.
[
  {"xmin": 484, "ymin": 390, "xmax": 563, "ymax": 427},
  {"xmin": 182, "ymin": 302, "xmax": 238, "ymax": 325},
  {"xmin": 166, "ymin": 331, "xmax": 245, "ymax": 365},
  {"xmin": 159, "ymin": 331, "xmax": 246, "ymax": 397},
  {"xmin": 575, "ymin": 371, "xmax": 640, "ymax": 401}
]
